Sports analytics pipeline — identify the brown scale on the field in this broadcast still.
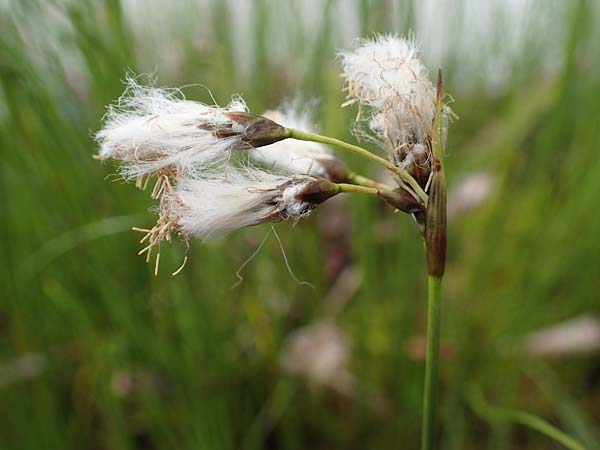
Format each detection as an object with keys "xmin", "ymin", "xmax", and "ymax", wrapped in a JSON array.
[
  {"xmin": 255, "ymin": 178, "xmax": 340, "ymax": 223},
  {"xmin": 396, "ymin": 141, "xmax": 433, "ymax": 189},
  {"xmin": 197, "ymin": 112, "xmax": 290, "ymax": 148}
]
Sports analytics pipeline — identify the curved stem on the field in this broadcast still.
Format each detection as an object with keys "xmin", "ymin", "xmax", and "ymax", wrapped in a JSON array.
[
  {"xmin": 287, "ymin": 128, "xmax": 428, "ymax": 205},
  {"xmin": 468, "ymin": 387, "xmax": 588, "ymax": 450},
  {"xmin": 421, "ymin": 275, "xmax": 442, "ymax": 450}
]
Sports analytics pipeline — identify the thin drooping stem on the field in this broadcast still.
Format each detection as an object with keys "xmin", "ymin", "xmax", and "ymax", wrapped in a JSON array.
[
  {"xmin": 421, "ymin": 275, "xmax": 442, "ymax": 450},
  {"xmin": 287, "ymin": 128, "xmax": 428, "ymax": 205},
  {"xmin": 468, "ymin": 387, "xmax": 588, "ymax": 450}
]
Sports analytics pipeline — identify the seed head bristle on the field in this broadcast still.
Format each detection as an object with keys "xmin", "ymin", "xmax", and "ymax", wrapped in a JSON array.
[{"xmin": 133, "ymin": 173, "xmax": 187, "ymax": 275}]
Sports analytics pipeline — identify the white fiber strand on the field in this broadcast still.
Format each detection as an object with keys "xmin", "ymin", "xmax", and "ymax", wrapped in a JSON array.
[
  {"xmin": 166, "ymin": 168, "xmax": 315, "ymax": 241},
  {"xmin": 339, "ymin": 35, "xmax": 437, "ymax": 153},
  {"xmin": 95, "ymin": 76, "xmax": 249, "ymax": 179}
]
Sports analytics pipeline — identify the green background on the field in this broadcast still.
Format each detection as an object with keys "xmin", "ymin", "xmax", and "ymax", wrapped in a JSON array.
[{"xmin": 1, "ymin": 0, "xmax": 599, "ymax": 449}]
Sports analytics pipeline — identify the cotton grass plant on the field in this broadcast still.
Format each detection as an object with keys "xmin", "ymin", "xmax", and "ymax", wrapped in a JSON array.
[
  {"xmin": 89, "ymin": 27, "xmax": 593, "ymax": 450},
  {"xmin": 96, "ymin": 34, "xmax": 571, "ymax": 450},
  {"xmin": 96, "ymin": 34, "xmax": 448, "ymax": 450}
]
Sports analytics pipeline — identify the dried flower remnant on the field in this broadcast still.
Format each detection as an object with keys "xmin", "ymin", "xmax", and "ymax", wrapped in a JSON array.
[
  {"xmin": 251, "ymin": 103, "xmax": 349, "ymax": 182},
  {"xmin": 447, "ymin": 172, "xmax": 495, "ymax": 221},
  {"xmin": 95, "ymin": 77, "xmax": 289, "ymax": 182},
  {"xmin": 524, "ymin": 315, "xmax": 600, "ymax": 356},
  {"xmin": 280, "ymin": 321, "xmax": 354, "ymax": 396},
  {"xmin": 0, "ymin": 354, "xmax": 46, "ymax": 388}
]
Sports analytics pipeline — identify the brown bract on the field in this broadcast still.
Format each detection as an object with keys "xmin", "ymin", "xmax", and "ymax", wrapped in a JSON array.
[{"xmin": 425, "ymin": 70, "xmax": 447, "ymax": 277}]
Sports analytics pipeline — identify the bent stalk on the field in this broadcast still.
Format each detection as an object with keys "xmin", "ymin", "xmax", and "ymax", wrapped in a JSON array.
[{"xmin": 288, "ymin": 128, "xmax": 428, "ymax": 206}]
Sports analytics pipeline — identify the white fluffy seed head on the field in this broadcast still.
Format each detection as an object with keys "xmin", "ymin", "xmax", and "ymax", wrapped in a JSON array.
[
  {"xmin": 95, "ymin": 76, "xmax": 249, "ymax": 179},
  {"xmin": 165, "ymin": 168, "xmax": 317, "ymax": 241},
  {"xmin": 250, "ymin": 103, "xmax": 347, "ymax": 181},
  {"xmin": 339, "ymin": 34, "xmax": 436, "ymax": 155}
]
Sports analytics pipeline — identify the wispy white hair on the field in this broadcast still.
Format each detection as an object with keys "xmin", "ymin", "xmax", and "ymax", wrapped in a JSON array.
[
  {"xmin": 339, "ymin": 35, "xmax": 436, "ymax": 153},
  {"xmin": 250, "ymin": 102, "xmax": 345, "ymax": 180},
  {"xmin": 166, "ymin": 168, "xmax": 316, "ymax": 241},
  {"xmin": 95, "ymin": 76, "xmax": 249, "ymax": 179}
]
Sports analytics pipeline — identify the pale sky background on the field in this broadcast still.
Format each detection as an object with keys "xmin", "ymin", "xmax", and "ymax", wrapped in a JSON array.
[
  {"xmin": 1, "ymin": 0, "xmax": 599, "ymax": 97},
  {"xmin": 120, "ymin": 0, "xmax": 585, "ymax": 93}
]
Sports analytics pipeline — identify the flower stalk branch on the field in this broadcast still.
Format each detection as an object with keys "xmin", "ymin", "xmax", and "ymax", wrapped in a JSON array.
[
  {"xmin": 287, "ymin": 128, "xmax": 429, "ymax": 206},
  {"xmin": 336, "ymin": 183, "xmax": 378, "ymax": 195},
  {"xmin": 346, "ymin": 172, "xmax": 394, "ymax": 191}
]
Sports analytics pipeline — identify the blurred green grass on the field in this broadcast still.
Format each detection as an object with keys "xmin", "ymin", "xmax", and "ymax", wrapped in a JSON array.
[{"xmin": 1, "ymin": 0, "xmax": 599, "ymax": 449}]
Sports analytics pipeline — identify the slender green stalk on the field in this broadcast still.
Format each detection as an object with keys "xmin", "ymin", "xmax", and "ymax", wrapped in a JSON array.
[
  {"xmin": 287, "ymin": 128, "xmax": 428, "ymax": 205},
  {"xmin": 296, "ymin": 179, "xmax": 382, "ymax": 205},
  {"xmin": 468, "ymin": 387, "xmax": 588, "ymax": 450},
  {"xmin": 346, "ymin": 171, "xmax": 394, "ymax": 191},
  {"xmin": 421, "ymin": 275, "xmax": 442, "ymax": 450},
  {"xmin": 336, "ymin": 183, "xmax": 378, "ymax": 195}
]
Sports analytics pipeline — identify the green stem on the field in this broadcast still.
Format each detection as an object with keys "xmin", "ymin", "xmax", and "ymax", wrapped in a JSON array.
[
  {"xmin": 287, "ymin": 128, "xmax": 428, "ymax": 205},
  {"xmin": 346, "ymin": 171, "xmax": 394, "ymax": 191},
  {"xmin": 468, "ymin": 387, "xmax": 588, "ymax": 450},
  {"xmin": 422, "ymin": 275, "xmax": 442, "ymax": 450},
  {"xmin": 336, "ymin": 183, "xmax": 378, "ymax": 195}
]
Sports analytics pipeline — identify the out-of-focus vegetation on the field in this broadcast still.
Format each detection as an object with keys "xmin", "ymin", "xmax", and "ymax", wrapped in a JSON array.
[{"xmin": 1, "ymin": 1, "xmax": 599, "ymax": 449}]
